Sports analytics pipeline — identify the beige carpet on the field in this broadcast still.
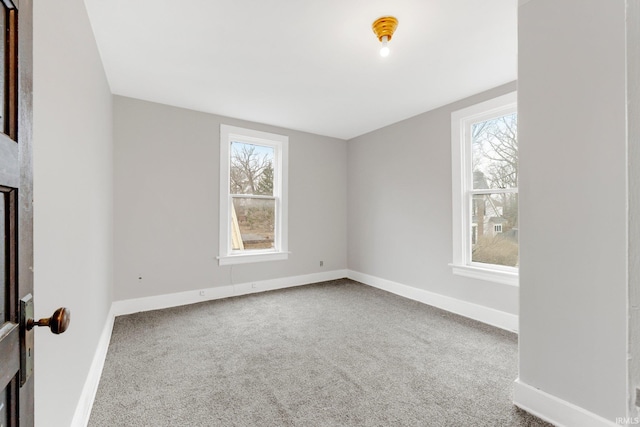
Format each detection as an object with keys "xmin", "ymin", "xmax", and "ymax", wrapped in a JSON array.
[{"xmin": 89, "ymin": 279, "xmax": 553, "ymax": 426}]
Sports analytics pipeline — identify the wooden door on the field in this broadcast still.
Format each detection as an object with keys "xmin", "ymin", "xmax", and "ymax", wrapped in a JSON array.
[{"xmin": 0, "ymin": 0, "xmax": 33, "ymax": 425}]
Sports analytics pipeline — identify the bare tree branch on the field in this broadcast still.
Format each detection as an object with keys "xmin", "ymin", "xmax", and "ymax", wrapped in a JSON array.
[{"xmin": 230, "ymin": 143, "xmax": 273, "ymax": 195}]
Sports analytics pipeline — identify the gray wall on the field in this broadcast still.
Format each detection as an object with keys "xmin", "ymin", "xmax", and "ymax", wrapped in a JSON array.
[
  {"xmin": 629, "ymin": 0, "xmax": 640, "ymax": 418},
  {"xmin": 347, "ymin": 82, "xmax": 518, "ymax": 315},
  {"xmin": 113, "ymin": 96, "xmax": 347, "ymax": 301},
  {"xmin": 518, "ymin": 0, "xmax": 627, "ymax": 420},
  {"xmin": 33, "ymin": 0, "xmax": 114, "ymax": 426},
  {"xmin": 29, "ymin": 0, "xmax": 633, "ymax": 424}
]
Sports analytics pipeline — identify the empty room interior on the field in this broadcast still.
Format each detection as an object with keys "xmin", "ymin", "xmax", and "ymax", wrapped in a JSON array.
[{"xmin": 27, "ymin": 0, "xmax": 640, "ymax": 426}]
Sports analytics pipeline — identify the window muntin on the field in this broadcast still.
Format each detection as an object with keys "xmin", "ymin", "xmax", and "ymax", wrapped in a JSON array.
[
  {"xmin": 451, "ymin": 92, "xmax": 518, "ymax": 286},
  {"xmin": 219, "ymin": 125, "xmax": 288, "ymax": 265}
]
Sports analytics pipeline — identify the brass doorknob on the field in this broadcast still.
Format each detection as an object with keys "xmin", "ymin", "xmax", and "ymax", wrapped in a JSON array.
[{"xmin": 27, "ymin": 307, "xmax": 70, "ymax": 334}]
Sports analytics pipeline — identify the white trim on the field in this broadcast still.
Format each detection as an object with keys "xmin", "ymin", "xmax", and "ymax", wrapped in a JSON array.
[
  {"xmin": 73, "ymin": 273, "xmax": 624, "ymax": 427},
  {"xmin": 513, "ymin": 379, "xmax": 619, "ymax": 427},
  {"xmin": 470, "ymin": 187, "xmax": 518, "ymax": 195},
  {"xmin": 219, "ymin": 124, "xmax": 289, "ymax": 265},
  {"xmin": 450, "ymin": 263, "xmax": 519, "ymax": 287},
  {"xmin": 73, "ymin": 270, "xmax": 348, "ymax": 425},
  {"xmin": 347, "ymin": 270, "xmax": 518, "ymax": 332},
  {"xmin": 217, "ymin": 251, "xmax": 290, "ymax": 265},
  {"xmin": 74, "ymin": 270, "xmax": 516, "ymax": 425},
  {"xmin": 70, "ymin": 305, "xmax": 116, "ymax": 427},
  {"xmin": 112, "ymin": 269, "xmax": 348, "ymax": 316},
  {"xmin": 451, "ymin": 91, "xmax": 519, "ymax": 286}
]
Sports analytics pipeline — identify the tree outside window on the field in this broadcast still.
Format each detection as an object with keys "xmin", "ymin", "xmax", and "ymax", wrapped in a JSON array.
[
  {"xmin": 218, "ymin": 125, "xmax": 288, "ymax": 265},
  {"xmin": 450, "ymin": 92, "xmax": 518, "ymax": 286},
  {"xmin": 470, "ymin": 112, "xmax": 518, "ymax": 267}
]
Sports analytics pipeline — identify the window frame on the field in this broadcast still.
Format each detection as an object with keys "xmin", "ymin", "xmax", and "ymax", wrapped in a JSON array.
[
  {"xmin": 450, "ymin": 92, "xmax": 518, "ymax": 286},
  {"xmin": 218, "ymin": 124, "xmax": 289, "ymax": 265}
]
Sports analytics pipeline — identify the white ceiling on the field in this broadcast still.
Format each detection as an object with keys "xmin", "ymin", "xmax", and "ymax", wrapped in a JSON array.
[{"xmin": 84, "ymin": 0, "xmax": 517, "ymax": 140}]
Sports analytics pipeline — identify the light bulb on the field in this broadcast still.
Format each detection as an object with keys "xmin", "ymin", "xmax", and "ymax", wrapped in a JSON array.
[
  {"xmin": 379, "ymin": 35, "xmax": 390, "ymax": 57},
  {"xmin": 372, "ymin": 16, "xmax": 398, "ymax": 58}
]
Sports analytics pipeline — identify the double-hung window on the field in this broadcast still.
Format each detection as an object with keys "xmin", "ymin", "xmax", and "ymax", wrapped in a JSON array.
[
  {"xmin": 450, "ymin": 92, "xmax": 518, "ymax": 286},
  {"xmin": 218, "ymin": 125, "xmax": 289, "ymax": 265}
]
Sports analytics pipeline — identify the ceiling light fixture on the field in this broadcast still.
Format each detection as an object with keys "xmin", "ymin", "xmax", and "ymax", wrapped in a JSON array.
[{"xmin": 372, "ymin": 16, "xmax": 398, "ymax": 57}]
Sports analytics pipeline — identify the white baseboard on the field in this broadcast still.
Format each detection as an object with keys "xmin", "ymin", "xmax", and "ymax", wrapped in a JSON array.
[
  {"xmin": 513, "ymin": 379, "xmax": 619, "ymax": 427},
  {"xmin": 70, "ymin": 305, "xmax": 116, "ymax": 427},
  {"xmin": 75, "ymin": 269, "xmax": 519, "ymax": 425},
  {"xmin": 347, "ymin": 270, "xmax": 519, "ymax": 333},
  {"xmin": 112, "ymin": 269, "xmax": 349, "ymax": 316},
  {"xmin": 73, "ymin": 269, "xmax": 348, "ymax": 426},
  {"xmin": 75, "ymin": 272, "xmax": 622, "ymax": 427}
]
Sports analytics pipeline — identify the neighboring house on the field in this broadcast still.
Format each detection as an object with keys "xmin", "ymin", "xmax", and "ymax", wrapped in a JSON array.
[{"xmin": 471, "ymin": 170, "xmax": 509, "ymax": 241}]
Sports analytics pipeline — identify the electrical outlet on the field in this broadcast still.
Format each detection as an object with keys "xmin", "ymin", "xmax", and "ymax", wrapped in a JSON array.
[
  {"xmin": 251, "ymin": 283, "xmax": 257, "ymax": 289},
  {"xmin": 320, "ymin": 261, "xmax": 324, "ymax": 267},
  {"xmin": 199, "ymin": 290, "xmax": 206, "ymax": 297}
]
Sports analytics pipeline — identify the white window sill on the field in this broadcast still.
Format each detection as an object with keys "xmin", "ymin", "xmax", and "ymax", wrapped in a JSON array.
[
  {"xmin": 449, "ymin": 263, "xmax": 519, "ymax": 287},
  {"xmin": 218, "ymin": 251, "xmax": 290, "ymax": 266}
]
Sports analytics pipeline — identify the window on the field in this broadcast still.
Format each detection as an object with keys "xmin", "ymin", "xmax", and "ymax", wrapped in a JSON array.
[
  {"xmin": 450, "ymin": 92, "xmax": 518, "ymax": 286},
  {"xmin": 218, "ymin": 125, "xmax": 288, "ymax": 265}
]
